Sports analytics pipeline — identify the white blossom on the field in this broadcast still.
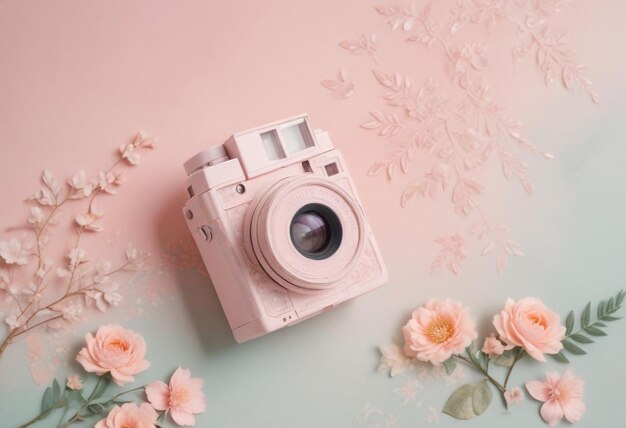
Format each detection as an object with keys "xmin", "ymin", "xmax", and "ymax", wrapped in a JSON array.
[
  {"xmin": 35, "ymin": 260, "xmax": 53, "ymax": 279},
  {"xmin": 125, "ymin": 242, "xmax": 138, "ymax": 262},
  {"xmin": 94, "ymin": 262, "xmax": 112, "ymax": 284},
  {"xmin": 87, "ymin": 282, "xmax": 122, "ymax": 312},
  {"xmin": 5, "ymin": 314, "xmax": 21, "ymax": 329},
  {"xmin": 119, "ymin": 144, "xmax": 140, "ymax": 165},
  {"xmin": 68, "ymin": 248, "xmax": 87, "ymax": 271},
  {"xmin": 96, "ymin": 171, "xmax": 117, "ymax": 194},
  {"xmin": 75, "ymin": 206, "xmax": 104, "ymax": 232},
  {"xmin": 61, "ymin": 302, "xmax": 83, "ymax": 321},
  {"xmin": 28, "ymin": 206, "xmax": 45, "ymax": 225},
  {"xmin": 68, "ymin": 170, "xmax": 93, "ymax": 198},
  {"xmin": 0, "ymin": 239, "xmax": 30, "ymax": 265},
  {"xmin": 378, "ymin": 344, "xmax": 414, "ymax": 377}
]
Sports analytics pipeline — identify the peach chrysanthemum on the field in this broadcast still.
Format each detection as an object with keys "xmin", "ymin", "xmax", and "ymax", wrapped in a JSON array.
[{"xmin": 402, "ymin": 299, "xmax": 477, "ymax": 365}]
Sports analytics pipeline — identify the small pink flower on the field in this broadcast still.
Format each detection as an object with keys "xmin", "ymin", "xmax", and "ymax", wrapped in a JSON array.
[
  {"xmin": 76, "ymin": 324, "xmax": 150, "ymax": 385},
  {"xmin": 95, "ymin": 403, "xmax": 158, "ymax": 428},
  {"xmin": 504, "ymin": 386, "xmax": 524, "ymax": 405},
  {"xmin": 493, "ymin": 297, "xmax": 565, "ymax": 362},
  {"xmin": 66, "ymin": 374, "xmax": 83, "ymax": 390},
  {"xmin": 402, "ymin": 299, "xmax": 477, "ymax": 365},
  {"xmin": 481, "ymin": 333, "xmax": 512, "ymax": 358},
  {"xmin": 146, "ymin": 367, "xmax": 206, "ymax": 426},
  {"xmin": 526, "ymin": 369, "xmax": 586, "ymax": 427}
]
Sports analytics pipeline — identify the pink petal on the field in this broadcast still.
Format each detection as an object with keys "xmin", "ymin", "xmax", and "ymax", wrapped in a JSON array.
[
  {"xmin": 562, "ymin": 398, "xmax": 586, "ymax": 423},
  {"xmin": 170, "ymin": 367, "xmax": 190, "ymax": 388},
  {"xmin": 145, "ymin": 381, "xmax": 170, "ymax": 411},
  {"xmin": 540, "ymin": 400, "xmax": 564, "ymax": 427},
  {"xmin": 526, "ymin": 381, "xmax": 550, "ymax": 402},
  {"xmin": 171, "ymin": 408, "xmax": 196, "ymax": 426},
  {"xmin": 109, "ymin": 369, "xmax": 134, "ymax": 386}
]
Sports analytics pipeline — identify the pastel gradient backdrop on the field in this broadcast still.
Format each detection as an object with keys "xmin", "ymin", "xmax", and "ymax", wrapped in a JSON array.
[{"xmin": 1, "ymin": 0, "xmax": 626, "ymax": 427}]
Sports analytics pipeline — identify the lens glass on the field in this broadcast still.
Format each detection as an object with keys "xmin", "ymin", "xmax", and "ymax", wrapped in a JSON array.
[
  {"xmin": 289, "ymin": 204, "xmax": 342, "ymax": 260},
  {"xmin": 291, "ymin": 212, "xmax": 328, "ymax": 253}
]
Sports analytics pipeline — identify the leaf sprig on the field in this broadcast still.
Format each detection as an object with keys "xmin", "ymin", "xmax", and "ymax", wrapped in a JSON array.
[{"xmin": 552, "ymin": 290, "xmax": 625, "ymax": 363}]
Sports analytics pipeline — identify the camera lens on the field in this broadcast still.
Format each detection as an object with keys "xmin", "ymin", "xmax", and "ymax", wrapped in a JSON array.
[{"xmin": 290, "ymin": 204, "xmax": 342, "ymax": 260}]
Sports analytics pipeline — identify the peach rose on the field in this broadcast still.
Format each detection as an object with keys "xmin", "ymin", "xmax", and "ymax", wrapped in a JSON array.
[
  {"xmin": 76, "ymin": 324, "xmax": 150, "ymax": 385},
  {"xmin": 402, "ymin": 299, "xmax": 477, "ymax": 365},
  {"xmin": 95, "ymin": 403, "xmax": 158, "ymax": 428},
  {"xmin": 493, "ymin": 298, "xmax": 565, "ymax": 362}
]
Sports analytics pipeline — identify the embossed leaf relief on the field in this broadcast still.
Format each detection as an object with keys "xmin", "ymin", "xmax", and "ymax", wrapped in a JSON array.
[
  {"xmin": 320, "ymin": 68, "xmax": 355, "ymax": 99},
  {"xmin": 322, "ymin": 0, "xmax": 597, "ymax": 274},
  {"xmin": 339, "ymin": 33, "xmax": 379, "ymax": 63}
]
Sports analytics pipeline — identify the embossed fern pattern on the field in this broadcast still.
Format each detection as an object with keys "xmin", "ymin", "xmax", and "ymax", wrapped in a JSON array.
[{"xmin": 322, "ymin": 1, "xmax": 596, "ymax": 274}]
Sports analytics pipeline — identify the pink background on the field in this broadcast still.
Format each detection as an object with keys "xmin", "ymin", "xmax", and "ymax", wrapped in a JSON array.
[{"xmin": 1, "ymin": 0, "xmax": 626, "ymax": 426}]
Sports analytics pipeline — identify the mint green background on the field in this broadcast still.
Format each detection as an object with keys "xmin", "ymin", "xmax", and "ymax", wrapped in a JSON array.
[{"xmin": 2, "ymin": 94, "xmax": 626, "ymax": 427}]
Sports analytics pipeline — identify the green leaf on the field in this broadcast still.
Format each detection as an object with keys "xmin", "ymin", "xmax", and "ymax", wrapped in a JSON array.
[
  {"xmin": 91, "ymin": 376, "xmax": 112, "ymax": 401},
  {"xmin": 565, "ymin": 311, "xmax": 574, "ymax": 336},
  {"xmin": 472, "ymin": 380, "xmax": 492, "ymax": 416},
  {"xmin": 570, "ymin": 333, "xmax": 594, "ymax": 344},
  {"xmin": 616, "ymin": 290, "xmax": 625, "ymax": 306},
  {"xmin": 442, "ymin": 383, "xmax": 478, "ymax": 420},
  {"xmin": 41, "ymin": 386, "xmax": 53, "ymax": 412},
  {"xmin": 51, "ymin": 379, "xmax": 60, "ymax": 401},
  {"xmin": 581, "ymin": 302, "xmax": 591, "ymax": 328},
  {"xmin": 87, "ymin": 403, "xmax": 107, "ymax": 414},
  {"xmin": 493, "ymin": 349, "xmax": 516, "ymax": 368},
  {"xmin": 603, "ymin": 316, "xmax": 622, "ymax": 321},
  {"xmin": 608, "ymin": 297, "xmax": 615, "ymax": 311},
  {"xmin": 585, "ymin": 326, "xmax": 607, "ymax": 336},
  {"xmin": 68, "ymin": 389, "xmax": 87, "ymax": 405},
  {"xmin": 595, "ymin": 322, "xmax": 607, "ymax": 327},
  {"xmin": 549, "ymin": 351, "xmax": 570, "ymax": 363},
  {"xmin": 562, "ymin": 340, "xmax": 586, "ymax": 355},
  {"xmin": 597, "ymin": 301, "xmax": 606, "ymax": 318},
  {"xmin": 443, "ymin": 357, "xmax": 457, "ymax": 375}
]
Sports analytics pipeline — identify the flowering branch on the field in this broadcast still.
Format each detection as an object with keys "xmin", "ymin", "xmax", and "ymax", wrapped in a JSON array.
[{"xmin": 0, "ymin": 132, "xmax": 154, "ymax": 363}]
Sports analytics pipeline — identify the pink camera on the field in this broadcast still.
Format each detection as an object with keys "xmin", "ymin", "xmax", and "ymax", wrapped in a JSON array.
[{"xmin": 182, "ymin": 115, "xmax": 388, "ymax": 342}]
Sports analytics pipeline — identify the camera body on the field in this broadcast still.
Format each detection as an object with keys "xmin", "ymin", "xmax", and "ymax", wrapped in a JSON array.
[{"xmin": 183, "ymin": 114, "xmax": 388, "ymax": 343}]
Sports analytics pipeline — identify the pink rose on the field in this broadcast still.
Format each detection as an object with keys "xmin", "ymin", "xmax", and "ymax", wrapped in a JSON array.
[
  {"xmin": 481, "ymin": 333, "xmax": 513, "ymax": 358},
  {"xmin": 493, "ymin": 298, "xmax": 565, "ymax": 362},
  {"xmin": 146, "ymin": 367, "xmax": 206, "ymax": 426},
  {"xmin": 76, "ymin": 324, "xmax": 150, "ymax": 385},
  {"xmin": 402, "ymin": 299, "xmax": 477, "ymax": 365},
  {"xmin": 95, "ymin": 403, "xmax": 158, "ymax": 428}
]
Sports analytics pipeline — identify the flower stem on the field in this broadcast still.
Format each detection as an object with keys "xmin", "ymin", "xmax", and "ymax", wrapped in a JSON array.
[
  {"xmin": 503, "ymin": 348, "xmax": 525, "ymax": 391},
  {"xmin": 454, "ymin": 353, "xmax": 505, "ymax": 393},
  {"xmin": 454, "ymin": 352, "xmax": 509, "ymax": 410},
  {"xmin": 0, "ymin": 328, "xmax": 17, "ymax": 361},
  {"xmin": 109, "ymin": 385, "xmax": 146, "ymax": 401},
  {"xmin": 18, "ymin": 408, "xmax": 54, "ymax": 428},
  {"xmin": 59, "ymin": 376, "xmax": 105, "ymax": 428}
]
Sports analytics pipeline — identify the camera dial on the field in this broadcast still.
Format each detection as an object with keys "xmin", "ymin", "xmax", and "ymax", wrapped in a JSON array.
[{"xmin": 184, "ymin": 145, "xmax": 230, "ymax": 176}]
